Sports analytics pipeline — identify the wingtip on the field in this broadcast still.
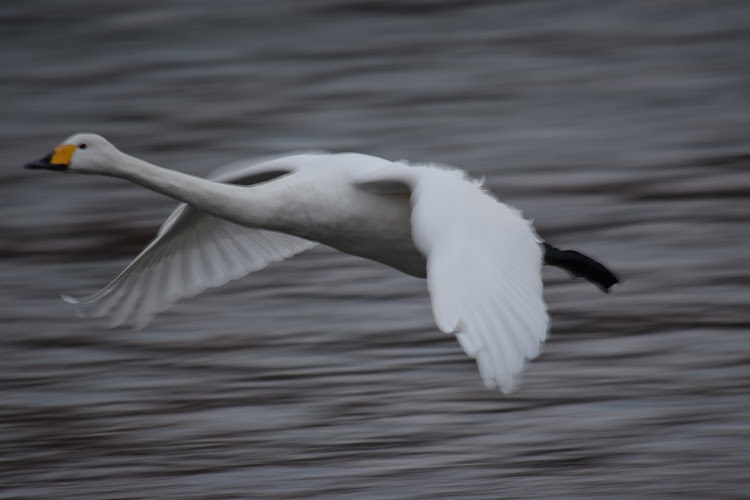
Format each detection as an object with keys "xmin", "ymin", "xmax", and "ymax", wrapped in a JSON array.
[
  {"xmin": 483, "ymin": 374, "xmax": 520, "ymax": 394},
  {"xmin": 60, "ymin": 294, "xmax": 80, "ymax": 304}
]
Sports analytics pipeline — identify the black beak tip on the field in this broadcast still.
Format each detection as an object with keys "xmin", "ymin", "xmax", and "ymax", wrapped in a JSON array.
[
  {"xmin": 24, "ymin": 153, "xmax": 66, "ymax": 171},
  {"xmin": 24, "ymin": 160, "xmax": 47, "ymax": 170}
]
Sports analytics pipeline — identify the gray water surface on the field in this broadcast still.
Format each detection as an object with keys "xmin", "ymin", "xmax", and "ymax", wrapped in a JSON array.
[{"xmin": 2, "ymin": 1, "xmax": 750, "ymax": 498}]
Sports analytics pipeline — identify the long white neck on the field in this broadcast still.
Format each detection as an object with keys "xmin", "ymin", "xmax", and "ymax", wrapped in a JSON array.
[{"xmin": 106, "ymin": 151, "xmax": 276, "ymax": 228}]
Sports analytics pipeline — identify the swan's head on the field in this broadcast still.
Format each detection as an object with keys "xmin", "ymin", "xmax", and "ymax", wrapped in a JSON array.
[{"xmin": 24, "ymin": 133, "xmax": 119, "ymax": 175}]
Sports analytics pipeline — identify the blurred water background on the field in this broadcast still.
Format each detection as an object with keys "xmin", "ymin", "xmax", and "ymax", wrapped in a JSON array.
[{"xmin": 2, "ymin": 1, "xmax": 750, "ymax": 498}]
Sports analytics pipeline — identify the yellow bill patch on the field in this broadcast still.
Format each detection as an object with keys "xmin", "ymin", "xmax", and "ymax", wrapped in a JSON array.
[{"xmin": 51, "ymin": 144, "xmax": 78, "ymax": 166}]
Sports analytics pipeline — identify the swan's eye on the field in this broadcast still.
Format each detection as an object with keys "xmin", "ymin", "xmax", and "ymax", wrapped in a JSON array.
[{"xmin": 79, "ymin": 143, "xmax": 87, "ymax": 150}]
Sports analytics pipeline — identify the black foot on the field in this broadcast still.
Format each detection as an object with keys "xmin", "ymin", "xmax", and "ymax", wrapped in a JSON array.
[{"xmin": 543, "ymin": 243, "xmax": 619, "ymax": 293}]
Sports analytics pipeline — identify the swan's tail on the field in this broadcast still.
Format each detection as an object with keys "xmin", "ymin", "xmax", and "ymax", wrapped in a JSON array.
[{"xmin": 543, "ymin": 242, "xmax": 619, "ymax": 293}]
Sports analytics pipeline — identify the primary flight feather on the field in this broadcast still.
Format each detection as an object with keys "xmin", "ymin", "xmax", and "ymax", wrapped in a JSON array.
[{"xmin": 25, "ymin": 133, "xmax": 618, "ymax": 393}]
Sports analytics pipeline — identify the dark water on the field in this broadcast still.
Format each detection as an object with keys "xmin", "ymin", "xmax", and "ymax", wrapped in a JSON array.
[{"xmin": 2, "ymin": 1, "xmax": 750, "ymax": 498}]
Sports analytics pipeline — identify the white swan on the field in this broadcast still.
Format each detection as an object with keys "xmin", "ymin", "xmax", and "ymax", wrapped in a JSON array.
[{"xmin": 25, "ymin": 133, "xmax": 618, "ymax": 393}]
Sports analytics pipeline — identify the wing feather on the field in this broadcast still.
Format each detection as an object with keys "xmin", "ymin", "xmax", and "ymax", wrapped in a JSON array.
[
  {"xmin": 63, "ymin": 159, "xmax": 317, "ymax": 329},
  {"xmin": 407, "ymin": 167, "xmax": 548, "ymax": 392}
]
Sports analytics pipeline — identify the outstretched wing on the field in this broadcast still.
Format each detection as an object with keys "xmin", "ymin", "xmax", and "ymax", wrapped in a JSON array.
[
  {"xmin": 358, "ymin": 164, "xmax": 548, "ymax": 392},
  {"xmin": 64, "ymin": 159, "xmax": 317, "ymax": 329}
]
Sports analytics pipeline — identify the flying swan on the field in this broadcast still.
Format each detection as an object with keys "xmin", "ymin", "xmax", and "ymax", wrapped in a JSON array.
[{"xmin": 25, "ymin": 133, "xmax": 618, "ymax": 393}]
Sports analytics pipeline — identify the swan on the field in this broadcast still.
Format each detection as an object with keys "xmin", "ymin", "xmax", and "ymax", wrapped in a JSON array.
[{"xmin": 25, "ymin": 133, "xmax": 618, "ymax": 393}]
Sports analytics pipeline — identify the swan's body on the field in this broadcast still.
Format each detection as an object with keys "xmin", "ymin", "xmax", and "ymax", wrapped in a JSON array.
[{"xmin": 25, "ymin": 133, "xmax": 618, "ymax": 393}]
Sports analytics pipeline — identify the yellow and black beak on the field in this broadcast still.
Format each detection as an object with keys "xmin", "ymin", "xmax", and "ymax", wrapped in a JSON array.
[{"xmin": 24, "ymin": 144, "xmax": 77, "ymax": 171}]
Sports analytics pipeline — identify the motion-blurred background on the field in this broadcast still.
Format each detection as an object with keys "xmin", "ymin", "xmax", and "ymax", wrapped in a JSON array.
[{"xmin": 2, "ymin": 1, "xmax": 749, "ymax": 498}]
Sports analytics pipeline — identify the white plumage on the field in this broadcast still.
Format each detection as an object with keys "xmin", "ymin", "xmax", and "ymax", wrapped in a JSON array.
[{"xmin": 27, "ymin": 133, "xmax": 550, "ymax": 393}]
